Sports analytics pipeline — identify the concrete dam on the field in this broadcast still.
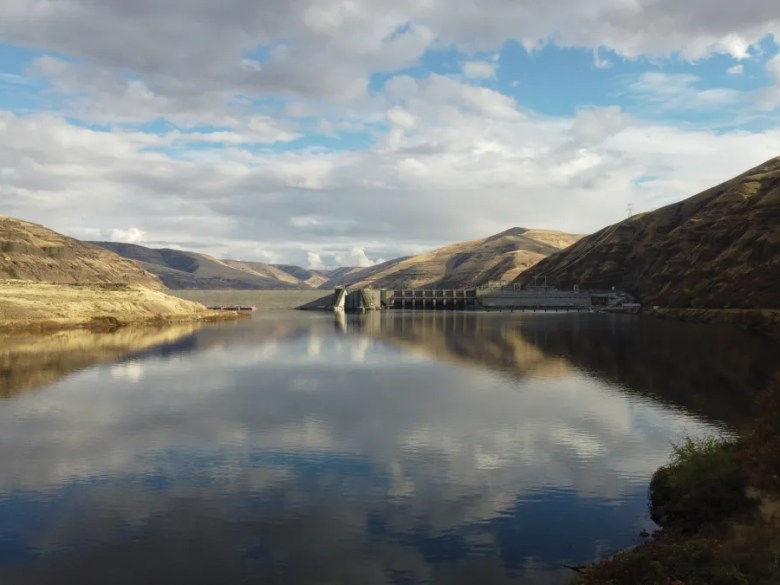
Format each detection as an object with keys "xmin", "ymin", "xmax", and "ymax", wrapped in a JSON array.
[{"xmin": 328, "ymin": 284, "xmax": 635, "ymax": 312}]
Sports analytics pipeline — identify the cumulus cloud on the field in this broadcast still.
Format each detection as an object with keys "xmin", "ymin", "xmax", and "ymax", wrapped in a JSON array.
[
  {"xmin": 334, "ymin": 247, "xmax": 377, "ymax": 268},
  {"xmin": 461, "ymin": 60, "xmax": 496, "ymax": 79},
  {"xmin": 109, "ymin": 227, "xmax": 146, "ymax": 243},
  {"xmin": 593, "ymin": 47, "xmax": 613, "ymax": 69},
  {"xmin": 757, "ymin": 54, "xmax": 780, "ymax": 109},
  {"xmin": 307, "ymin": 251, "xmax": 324, "ymax": 270},
  {"xmin": 1, "ymin": 1, "xmax": 780, "ymax": 264},
  {"xmin": 727, "ymin": 63, "xmax": 745, "ymax": 75},
  {"xmin": 627, "ymin": 72, "xmax": 742, "ymax": 110},
  {"xmin": 2, "ymin": 90, "xmax": 780, "ymax": 263}
]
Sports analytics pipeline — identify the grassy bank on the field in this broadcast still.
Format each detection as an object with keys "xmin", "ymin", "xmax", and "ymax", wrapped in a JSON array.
[
  {"xmin": 572, "ymin": 378, "xmax": 780, "ymax": 585},
  {"xmin": 0, "ymin": 281, "xmax": 245, "ymax": 332}
]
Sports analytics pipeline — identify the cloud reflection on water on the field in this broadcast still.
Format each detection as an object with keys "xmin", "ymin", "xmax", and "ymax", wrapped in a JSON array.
[{"xmin": 0, "ymin": 311, "xmax": 769, "ymax": 584}]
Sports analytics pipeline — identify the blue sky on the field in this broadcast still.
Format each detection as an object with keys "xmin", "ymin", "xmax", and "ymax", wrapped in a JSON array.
[{"xmin": 1, "ymin": 1, "xmax": 780, "ymax": 267}]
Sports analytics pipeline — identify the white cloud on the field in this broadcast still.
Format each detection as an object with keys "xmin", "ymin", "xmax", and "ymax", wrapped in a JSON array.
[
  {"xmin": 2, "ymin": 0, "xmax": 777, "ymax": 117},
  {"xmin": 307, "ymin": 251, "xmax": 324, "ymax": 269},
  {"xmin": 334, "ymin": 247, "xmax": 376, "ymax": 268},
  {"xmin": 386, "ymin": 107, "xmax": 416, "ymax": 129},
  {"xmin": 628, "ymin": 72, "xmax": 742, "ymax": 110},
  {"xmin": 2, "ymin": 0, "xmax": 780, "ymax": 265},
  {"xmin": 593, "ymin": 47, "xmax": 613, "ymax": 69},
  {"xmin": 757, "ymin": 54, "xmax": 780, "ymax": 109},
  {"xmin": 2, "ymin": 100, "xmax": 780, "ymax": 265},
  {"xmin": 462, "ymin": 60, "xmax": 496, "ymax": 79},
  {"xmin": 110, "ymin": 227, "xmax": 146, "ymax": 243},
  {"xmin": 290, "ymin": 216, "xmax": 322, "ymax": 228},
  {"xmin": 727, "ymin": 63, "xmax": 745, "ymax": 75}
]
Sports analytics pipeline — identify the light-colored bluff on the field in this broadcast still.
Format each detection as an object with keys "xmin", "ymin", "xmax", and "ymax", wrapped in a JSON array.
[{"xmin": 0, "ymin": 216, "xmax": 225, "ymax": 330}]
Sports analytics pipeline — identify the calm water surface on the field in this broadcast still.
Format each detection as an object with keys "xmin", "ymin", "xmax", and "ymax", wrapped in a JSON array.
[{"xmin": 0, "ymin": 311, "xmax": 778, "ymax": 584}]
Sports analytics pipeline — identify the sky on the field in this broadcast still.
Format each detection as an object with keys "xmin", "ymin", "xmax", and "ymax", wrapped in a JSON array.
[{"xmin": 1, "ymin": 1, "xmax": 780, "ymax": 268}]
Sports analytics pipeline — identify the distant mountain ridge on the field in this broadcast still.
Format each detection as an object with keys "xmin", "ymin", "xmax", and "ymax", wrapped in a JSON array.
[
  {"xmin": 91, "ymin": 242, "xmax": 321, "ymax": 290},
  {"xmin": 94, "ymin": 227, "xmax": 582, "ymax": 291},
  {"xmin": 515, "ymin": 156, "xmax": 780, "ymax": 308},
  {"xmin": 0, "ymin": 216, "xmax": 162, "ymax": 288},
  {"xmin": 320, "ymin": 228, "xmax": 583, "ymax": 289}
]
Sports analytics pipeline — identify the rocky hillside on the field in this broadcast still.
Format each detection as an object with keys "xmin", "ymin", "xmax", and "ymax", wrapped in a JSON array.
[
  {"xmin": 92, "ymin": 242, "xmax": 315, "ymax": 290},
  {"xmin": 515, "ymin": 157, "xmax": 780, "ymax": 308},
  {"xmin": 321, "ymin": 228, "xmax": 582, "ymax": 289},
  {"xmin": 0, "ymin": 216, "xmax": 162, "ymax": 288}
]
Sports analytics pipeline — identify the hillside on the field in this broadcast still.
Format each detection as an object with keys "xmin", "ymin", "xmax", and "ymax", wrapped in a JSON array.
[
  {"xmin": 92, "ymin": 242, "xmax": 313, "ymax": 290},
  {"xmin": 0, "ymin": 216, "xmax": 162, "ymax": 288},
  {"xmin": 270, "ymin": 265, "xmax": 330, "ymax": 288},
  {"xmin": 321, "ymin": 228, "xmax": 582, "ymax": 289},
  {"xmin": 515, "ymin": 157, "xmax": 780, "ymax": 308},
  {"xmin": 0, "ymin": 281, "xmax": 223, "ymax": 331}
]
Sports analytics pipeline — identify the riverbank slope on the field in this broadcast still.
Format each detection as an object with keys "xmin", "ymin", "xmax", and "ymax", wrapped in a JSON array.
[
  {"xmin": 572, "ymin": 378, "xmax": 780, "ymax": 585},
  {"xmin": 0, "ymin": 281, "xmax": 238, "ymax": 332}
]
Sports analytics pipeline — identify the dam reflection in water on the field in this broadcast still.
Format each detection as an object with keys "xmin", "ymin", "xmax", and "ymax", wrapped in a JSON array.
[{"xmin": 0, "ymin": 311, "xmax": 776, "ymax": 584}]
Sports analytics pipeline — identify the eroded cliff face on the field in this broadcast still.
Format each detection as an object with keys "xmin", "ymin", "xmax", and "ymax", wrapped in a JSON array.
[
  {"xmin": 516, "ymin": 157, "xmax": 780, "ymax": 308},
  {"xmin": 0, "ymin": 216, "xmax": 162, "ymax": 288}
]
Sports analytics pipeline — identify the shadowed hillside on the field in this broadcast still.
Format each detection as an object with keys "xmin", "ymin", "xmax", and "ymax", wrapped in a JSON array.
[
  {"xmin": 515, "ymin": 157, "xmax": 780, "ymax": 308},
  {"xmin": 93, "ymin": 242, "xmax": 314, "ymax": 290}
]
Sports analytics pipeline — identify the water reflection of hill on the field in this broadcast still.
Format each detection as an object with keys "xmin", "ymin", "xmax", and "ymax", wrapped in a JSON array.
[
  {"xmin": 0, "ymin": 325, "xmax": 200, "ymax": 398},
  {"xmin": 343, "ymin": 312, "xmax": 779, "ymax": 426},
  {"xmin": 515, "ymin": 314, "xmax": 780, "ymax": 426},
  {"xmin": 345, "ymin": 312, "xmax": 571, "ymax": 379}
]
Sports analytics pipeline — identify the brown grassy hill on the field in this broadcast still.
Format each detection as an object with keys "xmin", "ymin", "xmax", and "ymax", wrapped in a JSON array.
[
  {"xmin": 92, "ymin": 242, "xmax": 311, "ymax": 290},
  {"xmin": 515, "ymin": 156, "xmax": 780, "ymax": 308},
  {"xmin": 271, "ymin": 264, "xmax": 331, "ymax": 288},
  {"xmin": 0, "ymin": 216, "xmax": 162, "ymax": 288},
  {"xmin": 321, "ymin": 228, "xmax": 582, "ymax": 289}
]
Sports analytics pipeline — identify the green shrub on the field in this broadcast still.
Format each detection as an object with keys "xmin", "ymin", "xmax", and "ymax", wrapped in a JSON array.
[{"xmin": 649, "ymin": 436, "xmax": 750, "ymax": 533}]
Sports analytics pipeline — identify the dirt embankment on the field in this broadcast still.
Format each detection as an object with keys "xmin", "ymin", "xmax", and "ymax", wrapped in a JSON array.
[{"xmin": 0, "ymin": 281, "xmax": 244, "ymax": 332}]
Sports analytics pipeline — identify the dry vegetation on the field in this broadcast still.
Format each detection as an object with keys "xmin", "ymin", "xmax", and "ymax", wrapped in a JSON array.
[
  {"xmin": 0, "ymin": 281, "xmax": 234, "ymax": 331},
  {"xmin": 0, "ymin": 215, "xmax": 162, "ymax": 287},
  {"xmin": 326, "ymin": 227, "xmax": 582, "ymax": 289},
  {"xmin": 0, "ymin": 216, "xmax": 246, "ymax": 331},
  {"xmin": 519, "ymin": 156, "xmax": 780, "ymax": 309},
  {"xmin": 572, "ymin": 377, "xmax": 780, "ymax": 585}
]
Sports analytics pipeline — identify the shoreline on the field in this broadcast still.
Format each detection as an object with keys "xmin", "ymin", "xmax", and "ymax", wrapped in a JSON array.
[
  {"xmin": 0, "ymin": 281, "xmax": 248, "ymax": 334},
  {"xmin": 0, "ymin": 310, "xmax": 245, "ymax": 334},
  {"xmin": 572, "ymin": 378, "xmax": 780, "ymax": 584}
]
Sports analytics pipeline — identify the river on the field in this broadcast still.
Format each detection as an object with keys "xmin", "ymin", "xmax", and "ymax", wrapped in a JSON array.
[{"xmin": 0, "ymin": 310, "xmax": 777, "ymax": 584}]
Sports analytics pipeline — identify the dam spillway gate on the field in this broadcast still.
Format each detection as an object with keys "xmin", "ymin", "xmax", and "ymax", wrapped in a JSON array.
[
  {"xmin": 332, "ymin": 287, "xmax": 478, "ymax": 312},
  {"xmin": 330, "ymin": 285, "xmax": 635, "ymax": 312}
]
